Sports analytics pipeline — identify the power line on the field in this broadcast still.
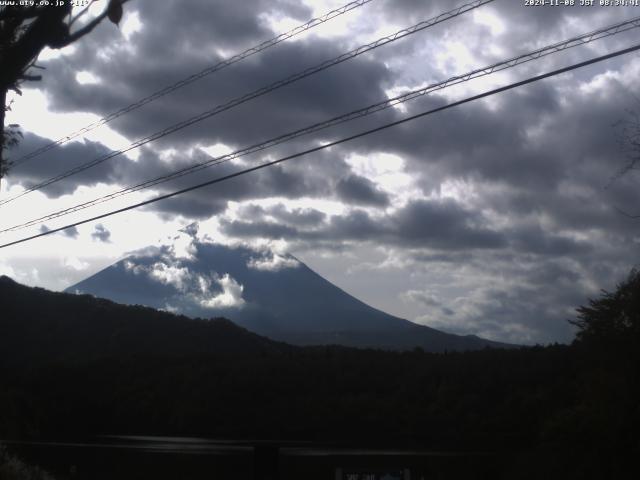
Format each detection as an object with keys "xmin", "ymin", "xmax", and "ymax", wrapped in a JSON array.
[
  {"xmin": 2, "ymin": 42, "xmax": 638, "ymax": 250},
  {"xmin": 0, "ymin": 0, "xmax": 494, "ymax": 207},
  {"xmin": 3, "ymin": 14, "xmax": 639, "ymax": 235},
  {"xmin": 8, "ymin": 0, "xmax": 378, "ymax": 168}
]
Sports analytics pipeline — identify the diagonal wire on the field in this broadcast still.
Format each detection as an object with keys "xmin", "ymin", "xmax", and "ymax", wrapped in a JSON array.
[
  {"xmin": 3, "ymin": 14, "xmax": 640, "ymax": 234},
  {"xmin": 8, "ymin": 0, "xmax": 378, "ymax": 168},
  {"xmin": 1, "ymin": 42, "xmax": 639, "ymax": 250},
  {"xmin": 0, "ymin": 0, "xmax": 495, "ymax": 207}
]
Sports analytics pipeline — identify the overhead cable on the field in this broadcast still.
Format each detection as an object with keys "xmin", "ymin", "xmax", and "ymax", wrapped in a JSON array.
[
  {"xmin": 1, "ymin": 42, "xmax": 638, "ymax": 249},
  {"xmin": 0, "ymin": 0, "xmax": 494, "ymax": 207},
  {"xmin": 3, "ymin": 14, "xmax": 639, "ymax": 234},
  {"xmin": 8, "ymin": 0, "xmax": 378, "ymax": 168}
]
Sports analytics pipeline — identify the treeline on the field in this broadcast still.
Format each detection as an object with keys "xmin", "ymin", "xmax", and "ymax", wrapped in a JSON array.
[{"xmin": 0, "ymin": 272, "xmax": 639, "ymax": 478}]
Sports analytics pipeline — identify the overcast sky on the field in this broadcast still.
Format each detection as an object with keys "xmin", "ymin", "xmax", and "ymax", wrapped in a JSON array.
[{"xmin": 1, "ymin": 0, "xmax": 640, "ymax": 344}]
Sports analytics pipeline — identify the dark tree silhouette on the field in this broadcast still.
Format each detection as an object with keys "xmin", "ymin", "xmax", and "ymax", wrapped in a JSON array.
[
  {"xmin": 0, "ymin": 0, "xmax": 128, "ymax": 183},
  {"xmin": 571, "ymin": 268, "xmax": 640, "ymax": 347},
  {"xmin": 2, "ymin": 274, "xmax": 640, "ymax": 477},
  {"xmin": 613, "ymin": 108, "xmax": 640, "ymax": 219}
]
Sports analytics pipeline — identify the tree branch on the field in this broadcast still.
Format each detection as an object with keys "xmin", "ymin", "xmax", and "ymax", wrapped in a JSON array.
[
  {"xmin": 56, "ymin": 11, "xmax": 108, "ymax": 47},
  {"xmin": 20, "ymin": 74, "xmax": 42, "ymax": 82},
  {"xmin": 53, "ymin": 0, "xmax": 133, "ymax": 48},
  {"xmin": 68, "ymin": 0, "xmax": 99, "ymax": 28}
]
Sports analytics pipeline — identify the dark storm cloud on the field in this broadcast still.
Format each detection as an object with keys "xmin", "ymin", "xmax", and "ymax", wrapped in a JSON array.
[
  {"xmin": 510, "ymin": 225, "xmax": 591, "ymax": 256},
  {"xmin": 378, "ymin": 0, "xmax": 629, "ymax": 42},
  {"xmin": 239, "ymin": 204, "xmax": 327, "ymax": 227},
  {"xmin": 335, "ymin": 174, "xmax": 390, "ymax": 207},
  {"xmin": 126, "ymin": 149, "xmax": 337, "ymax": 217},
  {"xmin": 402, "ymin": 290, "xmax": 457, "ymax": 319},
  {"xmin": 453, "ymin": 283, "xmax": 574, "ymax": 343},
  {"xmin": 22, "ymin": 0, "xmax": 640, "ymax": 218},
  {"xmin": 268, "ymin": 204, "xmax": 327, "ymax": 226},
  {"xmin": 6, "ymin": 133, "xmax": 119, "ymax": 196},
  {"xmin": 403, "ymin": 251, "xmax": 600, "ymax": 343},
  {"xmin": 367, "ymin": 0, "xmax": 640, "ymax": 96},
  {"xmin": 340, "ymin": 63, "xmax": 640, "ymax": 239},
  {"xmin": 38, "ymin": 224, "xmax": 78, "ymax": 238},
  {"xmin": 132, "ymin": 0, "xmax": 311, "ymax": 53},
  {"xmin": 62, "ymin": 226, "xmax": 80, "ymax": 238},
  {"xmin": 147, "ymin": 195, "xmax": 228, "ymax": 221},
  {"xmin": 351, "ymin": 82, "xmax": 565, "ymax": 185},
  {"xmin": 91, "ymin": 224, "xmax": 111, "ymax": 242},
  {"xmin": 390, "ymin": 199, "xmax": 506, "ymax": 249},
  {"xmin": 11, "ymin": 0, "xmax": 640, "ymax": 344},
  {"xmin": 462, "ymin": 267, "xmax": 590, "ymax": 344},
  {"xmin": 16, "ymin": 0, "xmax": 397, "ymax": 203},
  {"xmin": 7, "ymin": 129, "xmax": 387, "ymax": 215},
  {"xmin": 221, "ymin": 198, "xmax": 509, "ymax": 251},
  {"xmin": 39, "ymin": 1, "xmax": 392, "ymax": 155},
  {"xmin": 222, "ymin": 218, "xmax": 299, "ymax": 240},
  {"xmin": 116, "ymin": 148, "xmax": 393, "ymax": 218},
  {"xmin": 434, "ymin": 82, "xmax": 640, "ymax": 239}
]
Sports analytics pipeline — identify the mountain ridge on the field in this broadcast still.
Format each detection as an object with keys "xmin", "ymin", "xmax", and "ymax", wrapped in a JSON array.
[
  {"xmin": 63, "ymin": 232, "xmax": 513, "ymax": 352},
  {"xmin": 0, "ymin": 274, "xmax": 292, "ymax": 368}
]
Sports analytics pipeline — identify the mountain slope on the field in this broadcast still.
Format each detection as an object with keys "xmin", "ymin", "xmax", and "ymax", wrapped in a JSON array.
[
  {"xmin": 0, "ymin": 275, "xmax": 290, "ymax": 368},
  {"xmin": 65, "ymin": 230, "xmax": 510, "ymax": 351}
]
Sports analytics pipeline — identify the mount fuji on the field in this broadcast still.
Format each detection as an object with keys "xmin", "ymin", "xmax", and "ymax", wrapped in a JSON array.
[{"xmin": 65, "ymin": 226, "xmax": 510, "ymax": 352}]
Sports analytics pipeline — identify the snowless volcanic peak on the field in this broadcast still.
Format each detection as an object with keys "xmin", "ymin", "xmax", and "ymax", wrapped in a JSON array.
[{"xmin": 66, "ymin": 226, "xmax": 511, "ymax": 352}]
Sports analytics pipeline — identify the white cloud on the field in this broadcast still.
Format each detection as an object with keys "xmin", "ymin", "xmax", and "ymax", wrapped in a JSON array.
[
  {"xmin": 198, "ymin": 274, "xmax": 245, "ymax": 309},
  {"xmin": 473, "ymin": 9, "xmax": 506, "ymax": 36},
  {"xmin": 0, "ymin": 262, "xmax": 17, "ymax": 279},
  {"xmin": 248, "ymin": 253, "xmax": 300, "ymax": 271},
  {"xmin": 75, "ymin": 71, "xmax": 101, "ymax": 85},
  {"xmin": 401, "ymin": 289, "xmax": 442, "ymax": 308},
  {"xmin": 4, "ymin": 89, "xmax": 135, "ymax": 157},
  {"xmin": 63, "ymin": 256, "xmax": 90, "ymax": 271},
  {"xmin": 121, "ymin": 10, "xmax": 143, "ymax": 40},
  {"xmin": 125, "ymin": 257, "xmax": 192, "ymax": 292},
  {"xmin": 148, "ymin": 262, "xmax": 191, "ymax": 291},
  {"xmin": 123, "ymin": 259, "xmax": 147, "ymax": 276},
  {"xmin": 165, "ymin": 231, "xmax": 197, "ymax": 261},
  {"xmin": 162, "ymin": 303, "xmax": 179, "ymax": 314}
]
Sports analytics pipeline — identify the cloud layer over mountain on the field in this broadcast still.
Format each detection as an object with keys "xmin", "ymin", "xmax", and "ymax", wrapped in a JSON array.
[{"xmin": 2, "ymin": 0, "xmax": 640, "ymax": 343}]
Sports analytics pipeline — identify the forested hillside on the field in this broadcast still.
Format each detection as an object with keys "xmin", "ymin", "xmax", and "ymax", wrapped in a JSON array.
[{"xmin": 1, "ymin": 272, "xmax": 639, "ymax": 479}]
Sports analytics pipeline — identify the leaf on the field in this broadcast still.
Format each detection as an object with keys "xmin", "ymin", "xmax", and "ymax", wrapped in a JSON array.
[{"xmin": 107, "ymin": 0, "xmax": 123, "ymax": 26}]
